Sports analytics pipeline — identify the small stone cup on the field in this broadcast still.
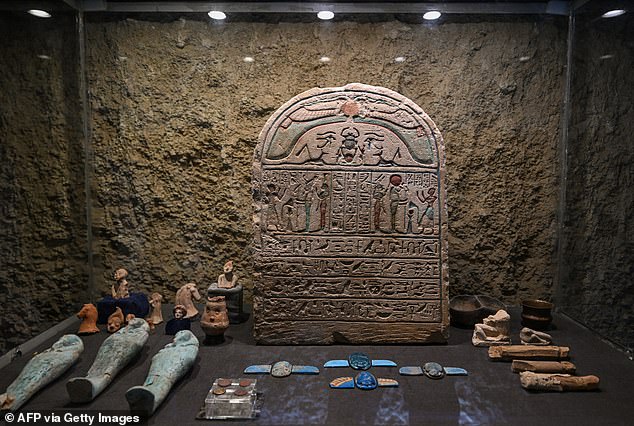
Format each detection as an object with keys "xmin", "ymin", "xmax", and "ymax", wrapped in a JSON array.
[{"xmin": 521, "ymin": 299, "xmax": 554, "ymax": 331}]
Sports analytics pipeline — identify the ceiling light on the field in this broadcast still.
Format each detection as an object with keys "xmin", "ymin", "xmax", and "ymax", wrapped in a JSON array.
[
  {"xmin": 601, "ymin": 10, "xmax": 626, "ymax": 18},
  {"xmin": 317, "ymin": 11, "xmax": 335, "ymax": 20},
  {"xmin": 319, "ymin": 56, "xmax": 331, "ymax": 63},
  {"xmin": 208, "ymin": 11, "xmax": 226, "ymax": 20},
  {"xmin": 37, "ymin": 55, "xmax": 51, "ymax": 60},
  {"xmin": 599, "ymin": 54, "xmax": 614, "ymax": 60},
  {"xmin": 394, "ymin": 57, "xmax": 406, "ymax": 63},
  {"xmin": 27, "ymin": 9, "xmax": 51, "ymax": 18},
  {"xmin": 519, "ymin": 56, "xmax": 531, "ymax": 62},
  {"xmin": 423, "ymin": 11, "xmax": 441, "ymax": 21},
  {"xmin": 243, "ymin": 56, "xmax": 254, "ymax": 63}
]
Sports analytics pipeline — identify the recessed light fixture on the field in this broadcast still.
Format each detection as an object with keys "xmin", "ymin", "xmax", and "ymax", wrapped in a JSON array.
[
  {"xmin": 394, "ymin": 56, "xmax": 406, "ymax": 63},
  {"xmin": 37, "ymin": 54, "xmax": 51, "ymax": 60},
  {"xmin": 208, "ymin": 11, "xmax": 226, "ymax": 20},
  {"xmin": 519, "ymin": 56, "xmax": 531, "ymax": 62},
  {"xmin": 28, "ymin": 9, "xmax": 51, "ymax": 18},
  {"xmin": 423, "ymin": 11, "xmax": 441, "ymax": 21},
  {"xmin": 243, "ymin": 56, "xmax": 255, "ymax": 63},
  {"xmin": 319, "ymin": 56, "xmax": 331, "ymax": 63},
  {"xmin": 599, "ymin": 54, "xmax": 614, "ymax": 60},
  {"xmin": 317, "ymin": 11, "xmax": 335, "ymax": 20},
  {"xmin": 601, "ymin": 10, "xmax": 626, "ymax": 18}
]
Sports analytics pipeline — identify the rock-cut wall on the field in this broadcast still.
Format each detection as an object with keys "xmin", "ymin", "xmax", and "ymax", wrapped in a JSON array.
[{"xmin": 85, "ymin": 14, "xmax": 566, "ymax": 306}]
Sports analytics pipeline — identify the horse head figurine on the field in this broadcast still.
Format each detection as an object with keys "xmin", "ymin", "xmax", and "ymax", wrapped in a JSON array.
[
  {"xmin": 175, "ymin": 283, "xmax": 202, "ymax": 319},
  {"xmin": 77, "ymin": 304, "xmax": 100, "ymax": 335}
]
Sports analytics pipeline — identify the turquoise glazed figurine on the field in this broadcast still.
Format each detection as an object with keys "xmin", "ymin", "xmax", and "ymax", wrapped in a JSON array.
[
  {"xmin": 125, "ymin": 330, "xmax": 199, "ymax": 416},
  {"xmin": 0, "ymin": 335, "xmax": 84, "ymax": 411},
  {"xmin": 324, "ymin": 352, "xmax": 397, "ymax": 370},
  {"xmin": 66, "ymin": 318, "xmax": 150, "ymax": 403},
  {"xmin": 244, "ymin": 361, "xmax": 319, "ymax": 377},
  {"xmin": 329, "ymin": 372, "xmax": 398, "ymax": 390}
]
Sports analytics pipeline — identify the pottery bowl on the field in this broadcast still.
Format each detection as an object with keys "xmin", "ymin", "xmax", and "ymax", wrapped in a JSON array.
[
  {"xmin": 450, "ymin": 295, "xmax": 506, "ymax": 328},
  {"xmin": 521, "ymin": 299, "xmax": 554, "ymax": 330}
]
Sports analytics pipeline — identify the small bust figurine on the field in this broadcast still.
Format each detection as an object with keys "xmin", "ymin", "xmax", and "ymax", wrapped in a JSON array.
[
  {"xmin": 77, "ymin": 304, "xmax": 100, "ymax": 335},
  {"xmin": 175, "ymin": 283, "xmax": 202, "ymax": 320},
  {"xmin": 112, "ymin": 268, "xmax": 130, "ymax": 299},
  {"xmin": 148, "ymin": 293, "xmax": 164, "ymax": 325},
  {"xmin": 107, "ymin": 307, "xmax": 125, "ymax": 333},
  {"xmin": 208, "ymin": 261, "xmax": 244, "ymax": 324},
  {"xmin": 218, "ymin": 261, "xmax": 238, "ymax": 289},
  {"xmin": 165, "ymin": 305, "xmax": 191, "ymax": 336}
]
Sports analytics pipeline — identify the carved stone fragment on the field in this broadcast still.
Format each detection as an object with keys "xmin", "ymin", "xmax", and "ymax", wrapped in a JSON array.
[
  {"xmin": 252, "ymin": 83, "xmax": 448, "ymax": 344},
  {"xmin": 488, "ymin": 345, "xmax": 570, "ymax": 361},
  {"xmin": 519, "ymin": 327, "xmax": 552, "ymax": 345},
  {"xmin": 511, "ymin": 360, "xmax": 576, "ymax": 374},
  {"xmin": 519, "ymin": 372, "xmax": 599, "ymax": 392},
  {"xmin": 472, "ymin": 309, "xmax": 511, "ymax": 347}
]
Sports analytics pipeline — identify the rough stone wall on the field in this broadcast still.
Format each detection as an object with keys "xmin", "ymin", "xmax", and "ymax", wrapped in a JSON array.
[
  {"xmin": 559, "ymin": 3, "xmax": 634, "ymax": 350},
  {"xmin": 85, "ymin": 14, "xmax": 566, "ymax": 306},
  {"xmin": 0, "ymin": 12, "xmax": 87, "ymax": 355}
]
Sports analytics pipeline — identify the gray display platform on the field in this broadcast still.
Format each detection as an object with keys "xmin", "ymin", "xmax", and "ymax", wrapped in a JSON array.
[{"xmin": 1, "ymin": 306, "xmax": 632, "ymax": 425}]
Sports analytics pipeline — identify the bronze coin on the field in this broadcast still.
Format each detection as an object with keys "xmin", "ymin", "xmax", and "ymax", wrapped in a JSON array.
[
  {"xmin": 239, "ymin": 379, "xmax": 252, "ymax": 387},
  {"xmin": 234, "ymin": 389, "xmax": 248, "ymax": 397},
  {"xmin": 217, "ymin": 378, "xmax": 232, "ymax": 387},
  {"xmin": 212, "ymin": 387, "xmax": 226, "ymax": 395}
]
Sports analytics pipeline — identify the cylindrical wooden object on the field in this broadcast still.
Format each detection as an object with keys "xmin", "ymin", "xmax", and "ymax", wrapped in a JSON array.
[
  {"xmin": 488, "ymin": 345, "xmax": 569, "ymax": 361},
  {"xmin": 519, "ymin": 372, "xmax": 599, "ymax": 392},
  {"xmin": 511, "ymin": 360, "xmax": 576, "ymax": 374}
]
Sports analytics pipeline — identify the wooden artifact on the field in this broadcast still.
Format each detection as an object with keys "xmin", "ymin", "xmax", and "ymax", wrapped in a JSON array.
[
  {"xmin": 77, "ymin": 303, "xmax": 100, "ymax": 335},
  {"xmin": 519, "ymin": 372, "xmax": 599, "ymax": 392},
  {"xmin": 252, "ymin": 83, "xmax": 448, "ymax": 344},
  {"xmin": 512, "ymin": 360, "xmax": 576, "ymax": 374},
  {"xmin": 472, "ymin": 309, "xmax": 511, "ymax": 347},
  {"xmin": 125, "ymin": 330, "xmax": 199, "ymax": 416},
  {"xmin": 0, "ymin": 335, "xmax": 83, "ymax": 411},
  {"xmin": 489, "ymin": 345, "xmax": 570, "ymax": 361},
  {"xmin": 175, "ymin": 282, "xmax": 202, "ymax": 319},
  {"xmin": 67, "ymin": 318, "xmax": 150, "ymax": 403}
]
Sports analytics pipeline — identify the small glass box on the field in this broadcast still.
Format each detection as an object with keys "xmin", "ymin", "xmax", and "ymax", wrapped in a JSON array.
[{"xmin": 203, "ymin": 378, "xmax": 258, "ymax": 420}]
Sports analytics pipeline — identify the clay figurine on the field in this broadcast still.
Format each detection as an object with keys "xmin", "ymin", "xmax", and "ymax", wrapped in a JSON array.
[
  {"xmin": 330, "ymin": 372, "xmax": 398, "ymax": 390},
  {"xmin": 399, "ymin": 362, "xmax": 468, "ymax": 379},
  {"xmin": 200, "ymin": 296, "xmax": 229, "ymax": 344},
  {"xmin": 112, "ymin": 268, "xmax": 130, "ymax": 299},
  {"xmin": 76, "ymin": 304, "xmax": 100, "ymax": 335},
  {"xmin": 324, "ymin": 352, "xmax": 396, "ymax": 370},
  {"xmin": 0, "ymin": 335, "xmax": 84, "ymax": 411},
  {"xmin": 244, "ymin": 361, "xmax": 319, "ymax": 377},
  {"xmin": 148, "ymin": 292, "xmax": 164, "ymax": 325},
  {"xmin": 472, "ymin": 309, "xmax": 512, "ymax": 347},
  {"xmin": 165, "ymin": 305, "xmax": 191, "ymax": 336},
  {"xmin": 67, "ymin": 318, "xmax": 150, "ymax": 403},
  {"xmin": 175, "ymin": 282, "xmax": 202, "ymax": 320},
  {"xmin": 520, "ymin": 327, "xmax": 553, "ymax": 345},
  {"xmin": 96, "ymin": 268, "xmax": 150, "ymax": 324},
  {"xmin": 125, "ymin": 330, "xmax": 199, "ymax": 416},
  {"xmin": 207, "ymin": 261, "xmax": 244, "ymax": 324},
  {"xmin": 107, "ymin": 307, "xmax": 125, "ymax": 333}
]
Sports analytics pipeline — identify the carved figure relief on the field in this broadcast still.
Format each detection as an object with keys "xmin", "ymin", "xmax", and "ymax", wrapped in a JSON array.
[{"xmin": 252, "ymin": 84, "xmax": 448, "ymax": 344}]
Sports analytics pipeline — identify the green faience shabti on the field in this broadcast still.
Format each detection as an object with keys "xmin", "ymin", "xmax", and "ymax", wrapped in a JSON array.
[
  {"xmin": 1, "ymin": 334, "xmax": 84, "ymax": 411},
  {"xmin": 66, "ymin": 318, "xmax": 149, "ymax": 403},
  {"xmin": 125, "ymin": 330, "xmax": 199, "ymax": 416}
]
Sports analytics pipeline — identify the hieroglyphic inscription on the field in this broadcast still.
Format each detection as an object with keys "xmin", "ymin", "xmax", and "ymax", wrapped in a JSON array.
[{"xmin": 253, "ymin": 84, "xmax": 448, "ymax": 343}]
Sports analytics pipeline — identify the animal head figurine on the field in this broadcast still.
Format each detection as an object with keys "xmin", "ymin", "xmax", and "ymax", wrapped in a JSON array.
[
  {"xmin": 175, "ymin": 283, "xmax": 202, "ymax": 319},
  {"xmin": 107, "ymin": 307, "xmax": 125, "ymax": 333},
  {"xmin": 76, "ymin": 304, "xmax": 100, "ymax": 335}
]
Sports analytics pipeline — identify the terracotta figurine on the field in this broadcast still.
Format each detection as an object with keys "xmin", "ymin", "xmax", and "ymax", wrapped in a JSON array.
[
  {"xmin": 76, "ymin": 304, "xmax": 100, "ymax": 335},
  {"xmin": 67, "ymin": 318, "xmax": 150, "ymax": 403},
  {"xmin": 207, "ymin": 261, "xmax": 244, "ymax": 324},
  {"xmin": 148, "ymin": 292, "xmax": 164, "ymax": 325},
  {"xmin": 165, "ymin": 305, "xmax": 191, "ymax": 336},
  {"xmin": 175, "ymin": 282, "xmax": 202, "ymax": 319},
  {"xmin": 1, "ymin": 335, "xmax": 84, "ymax": 411},
  {"xmin": 112, "ymin": 268, "xmax": 130, "ymax": 299},
  {"xmin": 520, "ymin": 327, "xmax": 553, "ymax": 346},
  {"xmin": 125, "ymin": 330, "xmax": 199, "ymax": 416},
  {"xmin": 472, "ymin": 309, "xmax": 512, "ymax": 347},
  {"xmin": 107, "ymin": 307, "xmax": 125, "ymax": 333},
  {"xmin": 200, "ymin": 296, "xmax": 230, "ymax": 344}
]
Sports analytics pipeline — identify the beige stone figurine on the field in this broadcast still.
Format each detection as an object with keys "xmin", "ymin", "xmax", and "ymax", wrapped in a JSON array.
[
  {"xmin": 472, "ymin": 309, "xmax": 511, "ymax": 347},
  {"xmin": 148, "ymin": 292, "xmax": 164, "ymax": 325}
]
